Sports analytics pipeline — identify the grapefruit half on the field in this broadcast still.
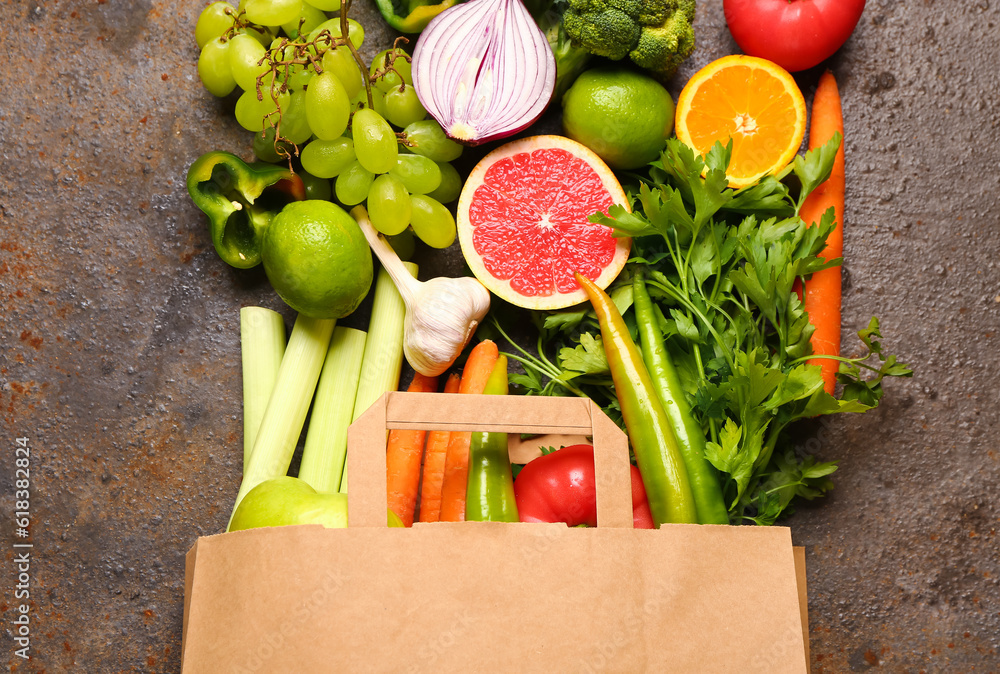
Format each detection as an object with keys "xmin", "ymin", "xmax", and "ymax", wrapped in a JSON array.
[{"xmin": 456, "ymin": 135, "xmax": 631, "ymax": 310}]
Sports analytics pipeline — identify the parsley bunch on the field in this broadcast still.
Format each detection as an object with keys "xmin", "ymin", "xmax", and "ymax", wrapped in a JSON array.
[{"xmin": 492, "ymin": 137, "xmax": 912, "ymax": 524}]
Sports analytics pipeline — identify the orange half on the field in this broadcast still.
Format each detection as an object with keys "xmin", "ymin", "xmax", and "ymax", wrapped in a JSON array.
[{"xmin": 675, "ymin": 55, "xmax": 806, "ymax": 188}]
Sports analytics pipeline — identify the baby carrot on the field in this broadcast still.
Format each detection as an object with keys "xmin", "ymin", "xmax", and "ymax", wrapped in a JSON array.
[
  {"xmin": 417, "ymin": 373, "xmax": 461, "ymax": 523},
  {"xmin": 386, "ymin": 373, "xmax": 439, "ymax": 526}
]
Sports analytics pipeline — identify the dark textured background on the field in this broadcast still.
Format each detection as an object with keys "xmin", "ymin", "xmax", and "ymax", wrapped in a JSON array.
[{"xmin": 1, "ymin": 0, "xmax": 998, "ymax": 671}]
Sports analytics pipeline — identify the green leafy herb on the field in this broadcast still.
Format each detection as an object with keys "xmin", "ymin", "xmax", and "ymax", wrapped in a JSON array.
[{"xmin": 494, "ymin": 136, "xmax": 912, "ymax": 524}]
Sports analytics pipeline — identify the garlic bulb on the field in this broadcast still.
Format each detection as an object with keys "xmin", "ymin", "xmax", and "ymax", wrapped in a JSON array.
[{"xmin": 352, "ymin": 206, "xmax": 491, "ymax": 376}]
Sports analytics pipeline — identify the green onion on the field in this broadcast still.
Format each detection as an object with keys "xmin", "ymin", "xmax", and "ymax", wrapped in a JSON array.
[
  {"xmin": 340, "ymin": 262, "xmax": 417, "ymax": 492},
  {"xmin": 298, "ymin": 326, "xmax": 368, "ymax": 494},
  {"xmin": 229, "ymin": 314, "xmax": 336, "ymax": 529},
  {"xmin": 240, "ymin": 307, "xmax": 287, "ymax": 472}
]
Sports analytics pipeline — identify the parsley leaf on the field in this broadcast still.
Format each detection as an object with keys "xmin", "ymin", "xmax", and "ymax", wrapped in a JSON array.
[
  {"xmin": 491, "ymin": 136, "xmax": 910, "ymax": 525},
  {"xmin": 543, "ymin": 309, "xmax": 587, "ymax": 334},
  {"xmin": 559, "ymin": 333, "xmax": 609, "ymax": 375},
  {"xmin": 793, "ymin": 132, "xmax": 842, "ymax": 211}
]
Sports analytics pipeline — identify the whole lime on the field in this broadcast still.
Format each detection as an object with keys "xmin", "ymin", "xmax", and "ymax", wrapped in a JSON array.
[
  {"xmin": 562, "ymin": 67, "xmax": 675, "ymax": 170},
  {"xmin": 261, "ymin": 200, "xmax": 372, "ymax": 318}
]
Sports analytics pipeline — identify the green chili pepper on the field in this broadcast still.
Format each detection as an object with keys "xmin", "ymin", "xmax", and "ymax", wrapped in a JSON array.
[
  {"xmin": 465, "ymin": 356, "xmax": 519, "ymax": 522},
  {"xmin": 374, "ymin": 0, "xmax": 462, "ymax": 33},
  {"xmin": 633, "ymin": 269, "xmax": 729, "ymax": 525},
  {"xmin": 574, "ymin": 273, "xmax": 697, "ymax": 526},
  {"xmin": 186, "ymin": 151, "xmax": 305, "ymax": 269}
]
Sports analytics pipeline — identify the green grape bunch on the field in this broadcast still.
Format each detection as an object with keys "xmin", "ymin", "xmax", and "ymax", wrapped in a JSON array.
[{"xmin": 193, "ymin": 0, "xmax": 464, "ymax": 251}]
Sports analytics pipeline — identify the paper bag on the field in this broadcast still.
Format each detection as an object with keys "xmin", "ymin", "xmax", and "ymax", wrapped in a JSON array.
[{"xmin": 182, "ymin": 393, "xmax": 809, "ymax": 672}]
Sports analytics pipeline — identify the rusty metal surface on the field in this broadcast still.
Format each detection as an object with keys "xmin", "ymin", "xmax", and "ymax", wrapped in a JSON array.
[{"xmin": 0, "ymin": 0, "xmax": 998, "ymax": 671}]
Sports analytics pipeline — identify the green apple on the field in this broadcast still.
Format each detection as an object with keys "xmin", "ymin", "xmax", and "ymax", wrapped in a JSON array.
[{"xmin": 229, "ymin": 476, "xmax": 403, "ymax": 531}]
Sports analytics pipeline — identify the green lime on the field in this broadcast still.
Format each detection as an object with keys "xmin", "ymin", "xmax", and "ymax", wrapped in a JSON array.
[
  {"xmin": 561, "ymin": 67, "xmax": 675, "ymax": 170},
  {"xmin": 261, "ymin": 200, "xmax": 373, "ymax": 319}
]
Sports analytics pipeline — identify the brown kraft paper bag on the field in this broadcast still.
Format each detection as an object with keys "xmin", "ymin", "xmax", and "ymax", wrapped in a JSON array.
[{"xmin": 182, "ymin": 393, "xmax": 810, "ymax": 673}]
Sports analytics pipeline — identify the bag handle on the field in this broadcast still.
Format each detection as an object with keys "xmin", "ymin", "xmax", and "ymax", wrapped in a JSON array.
[{"xmin": 347, "ymin": 392, "xmax": 635, "ymax": 529}]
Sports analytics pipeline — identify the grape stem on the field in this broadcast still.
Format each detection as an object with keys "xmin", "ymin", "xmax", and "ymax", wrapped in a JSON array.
[
  {"xmin": 222, "ymin": 8, "xmax": 267, "ymax": 43},
  {"xmin": 252, "ymin": 25, "xmax": 353, "ymax": 166},
  {"xmin": 369, "ymin": 37, "xmax": 412, "ymax": 93},
  {"xmin": 341, "ymin": 0, "xmax": 374, "ymax": 110},
  {"xmin": 247, "ymin": 1, "xmax": 384, "ymax": 163}
]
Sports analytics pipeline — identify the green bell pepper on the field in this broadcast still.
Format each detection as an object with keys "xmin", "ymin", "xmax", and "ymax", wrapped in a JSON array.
[
  {"xmin": 186, "ymin": 151, "xmax": 305, "ymax": 269},
  {"xmin": 465, "ymin": 356, "xmax": 519, "ymax": 522},
  {"xmin": 374, "ymin": 0, "xmax": 462, "ymax": 33}
]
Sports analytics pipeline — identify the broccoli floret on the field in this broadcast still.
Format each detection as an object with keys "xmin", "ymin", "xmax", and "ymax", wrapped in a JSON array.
[
  {"xmin": 561, "ymin": 0, "xmax": 697, "ymax": 80},
  {"xmin": 636, "ymin": 1, "xmax": 670, "ymax": 27},
  {"xmin": 563, "ymin": 6, "xmax": 641, "ymax": 61},
  {"xmin": 568, "ymin": 0, "xmax": 642, "ymax": 14},
  {"xmin": 628, "ymin": 4, "xmax": 695, "ymax": 79},
  {"xmin": 531, "ymin": 0, "xmax": 595, "ymax": 95}
]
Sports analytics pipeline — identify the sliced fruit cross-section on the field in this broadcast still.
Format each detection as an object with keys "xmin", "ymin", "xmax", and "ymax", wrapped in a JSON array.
[
  {"xmin": 457, "ymin": 135, "xmax": 631, "ymax": 310},
  {"xmin": 675, "ymin": 55, "xmax": 807, "ymax": 188}
]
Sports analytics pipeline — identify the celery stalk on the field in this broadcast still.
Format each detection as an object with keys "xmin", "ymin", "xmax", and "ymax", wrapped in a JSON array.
[
  {"xmin": 340, "ymin": 262, "xmax": 417, "ymax": 493},
  {"xmin": 240, "ymin": 307, "xmax": 287, "ymax": 473},
  {"xmin": 298, "ymin": 326, "xmax": 368, "ymax": 494},
  {"xmin": 228, "ymin": 314, "xmax": 337, "ymax": 529}
]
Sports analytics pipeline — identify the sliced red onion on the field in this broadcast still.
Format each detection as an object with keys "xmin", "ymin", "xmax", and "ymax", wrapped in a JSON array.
[{"xmin": 411, "ymin": 0, "xmax": 556, "ymax": 146}]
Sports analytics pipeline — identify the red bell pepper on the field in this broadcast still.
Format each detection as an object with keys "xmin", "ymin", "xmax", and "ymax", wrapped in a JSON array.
[{"xmin": 513, "ymin": 444, "xmax": 654, "ymax": 529}]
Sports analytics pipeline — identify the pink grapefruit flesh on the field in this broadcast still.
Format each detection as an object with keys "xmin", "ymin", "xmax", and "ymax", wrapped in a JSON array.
[{"xmin": 457, "ymin": 135, "xmax": 631, "ymax": 310}]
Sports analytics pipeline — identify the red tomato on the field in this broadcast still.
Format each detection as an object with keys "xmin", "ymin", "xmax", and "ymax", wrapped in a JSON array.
[
  {"xmin": 723, "ymin": 0, "xmax": 866, "ymax": 72},
  {"xmin": 514, "ymin": 444, "xmax": 655, "ymax": 529}
]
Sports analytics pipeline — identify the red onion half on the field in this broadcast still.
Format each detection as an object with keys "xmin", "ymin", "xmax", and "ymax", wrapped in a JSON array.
[{"xmin": 411, "ymin": 0, "xmax": 556, "ymax": 146}]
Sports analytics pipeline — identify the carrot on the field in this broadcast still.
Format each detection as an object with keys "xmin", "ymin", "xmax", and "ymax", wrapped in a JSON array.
[
  {"xmin": 438, "ymin": 340, "xmax": 500, "ymax": 522},
  {"xmin": 800, "ymin": 70, "xmax": 845, "ymax": 396},
  {"xmin": 417, "ymin": 373, "xmax": 461, "ymax": 523},
  {"xmin": 385, "ymin": 373, "xmax": 439, "ymax": 527}
]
